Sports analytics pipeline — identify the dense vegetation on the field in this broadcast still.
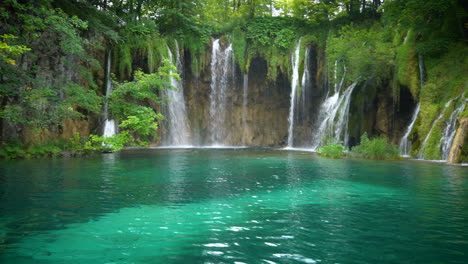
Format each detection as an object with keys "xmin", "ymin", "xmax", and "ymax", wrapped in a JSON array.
[
  {"xmin": 0, "ymin": 0, "xmax": 466, "ymax": 160},
  {"xmin": 316, "ymin": 133, "xmax": 400, "ymax": 160}
]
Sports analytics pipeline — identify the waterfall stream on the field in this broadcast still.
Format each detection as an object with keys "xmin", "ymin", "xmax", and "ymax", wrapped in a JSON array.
[
  {"xmin": 242, "ymin": 73, "xmax": 249, "ymax": 145},
  {"xmin": 162, "ymin": 40, "xmax": 191, "ymax": 146},
  {"xmin": 209, "ymin": 39, "xmax": 234, "ymax": 145},
  {"xmin": 418, "ymin": 54, "xmax": 426, "ymax": 88},
  {"xmin": 103, "ymin": 51, "xmax": 116, "ymax": 137},
  {"xmin": 418, "ymin": 99, "xmax": 453, "ymax": 159},
  {"xmin": 301, "ymin": 46, "xmax": 310, "ymax": 119},
  {"xmin": 399, "ymin": 103, "xmax": 420, "ymax": 157},
  {"xmin": 311, "ymin": 82, "xmax": 358, "ymax": 150},
  {"xmin": 286, "ymin": 39, "xmax": 302, "ymax": 148},
  {"xmin": 440, "ymin": 98, "xmax": 466, "ymax": 160}
]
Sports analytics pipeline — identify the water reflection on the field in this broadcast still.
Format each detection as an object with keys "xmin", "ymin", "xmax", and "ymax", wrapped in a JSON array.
[{"xmin": 0, "ymin": 149, "xmax": 467, "ymax": 263}]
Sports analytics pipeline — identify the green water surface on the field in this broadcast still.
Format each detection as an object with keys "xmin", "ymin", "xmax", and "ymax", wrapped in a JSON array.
[{"xmin": 0, "ymin": 149, "xmax": 467, "ymax": 263}]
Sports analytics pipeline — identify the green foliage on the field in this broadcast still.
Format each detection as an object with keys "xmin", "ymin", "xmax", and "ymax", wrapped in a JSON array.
[
  {"xmin": 395, "ymin": 30, "xmax": 420, "ymax": 100},
  {"xmin": 352, "ymin": 133, "xmax": 400, "ymax": 160},
  {"xmin": 67, "ymin": 132, "xmax": 131, "ymax": 154},
  {"xmin": 246, "ymin": 17, "xmax": 300, "ymax": 50},
  {"xmin": 0, "ymin": 139, "xmax": 62, "ymax": 159},
  {"xmin": 231, "ymin": 28, "xmax": 247, "ymax": 72},
  {"xmin": 421, "ymin": 127, "xmax": 443, "ymax": 160},
  {"xmin": 0, "ymin": 34, "xmax": 31, "ymax": 65},
  {"xmin": 0, "ymin": 0, "xmax": 101, "ymax": 132},
  {"xmin": 63, "ymin": 83, "xmax": 102, "ymax": 114},
  {"xmin": 422, "ymin": 44, "xmax": 468, "ymax": 104},
  {"xmin": 0, "ymin": 139, "xmax": 27, "ymax": 159},
  {"xmin": 110, "ymin": 62, "xmax": 176, "ymax": 145},
  {"xmin": 114, "ymin": 18, "xmax": 163, "ymax": 79},
  {"xmin": 383, "ymin": 0, "xmax": 463, "ymax": 57},
  {"xmin": 327, "ymin": 22, "xmax": 393, "ymax": 86},
  {"xmin": 317, "ymin": 141, "xmax": 346, "ymax": 159}
]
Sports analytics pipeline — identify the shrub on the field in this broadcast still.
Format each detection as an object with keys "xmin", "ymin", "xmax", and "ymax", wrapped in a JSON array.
[
  {"xmin": 317, "ymin": 141, "xmax": 346, "ymax": 159},
  {"xmin": 67, "ymin": 132, "xmax": 130, "ymax": 154},
  {"xmin": 352, "ymin": 133, "xmax": 400, "ymax": 160},
  {"xmin": 0, "ymin": 139, "xmax": 62, "ymax": 159}
]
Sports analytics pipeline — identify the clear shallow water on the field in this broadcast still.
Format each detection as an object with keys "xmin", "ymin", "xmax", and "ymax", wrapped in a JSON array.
[{"xmin": 0, "ymin": 149, "xmax": 467, "ymax": 264}]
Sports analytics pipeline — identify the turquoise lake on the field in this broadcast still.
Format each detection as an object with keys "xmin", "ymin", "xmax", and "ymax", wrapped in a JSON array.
[{"xmin": 0, "ymin": 148, "xmax": 467, "ymax": 263}]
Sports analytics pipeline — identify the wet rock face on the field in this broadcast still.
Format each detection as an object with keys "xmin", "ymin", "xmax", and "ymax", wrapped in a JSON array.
[
  {"xmin": 447, "ymin": 117, "xmax": 468, "ymax": 164},
  {"xmin": 183, "ymin": 53, "xmax": 291, "ymax": 146},
  {"xmin": 168, "ymin": 43, "xmax": 412, "ymax": 148},
  {"xmin": 1, "ymin": 33, "xmax": 104, "ymax": 144}
]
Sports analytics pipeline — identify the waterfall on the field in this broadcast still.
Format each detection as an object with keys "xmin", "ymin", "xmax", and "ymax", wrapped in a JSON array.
[
  {"xmin": 335, "ymin": 61, "xmax": 347, "ymax": 93},
  {"xmin": 301, "ymin": 46, "xmax": 310, "ymax": 116},
  {"xmin": 399, "ymin": 103, "xmax": 420, "ymax": 157},
  {"xmin": 162, "ymin": 40, "xmax": 191, "ymax": 146},
  {"xmin": 209, "ymin": 39, "xmax": 234, "ymax": 145},
  {"xmin": 311, "ymin": 82, "xmax": 358, "ymax": 150},
  {"xmin": 418, "ymin": 54, "xmax": 426, "ymax": 88},
  {"xmin": 440, "ymin": 98, "xmax": 466, "ymax": 160},
  {"xmin": 286, "ymin": 39, "xmax": 302, "ymax": 148},
  {"xmin": 103, "ymin": 51, "xmax": 116, "ymax": 138},
  {"xmin": 242, "ymin": 73, "xmax": 249, "ymax": 145},
  {"xmin": 418, "ymin": 99, "xmax": 452, "ymax": 159}
]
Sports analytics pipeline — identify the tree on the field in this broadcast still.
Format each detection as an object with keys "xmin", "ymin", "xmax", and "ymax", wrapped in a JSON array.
[{"xmin": 109, "ymin": 59, "xmax": 178, "ymax": 145}]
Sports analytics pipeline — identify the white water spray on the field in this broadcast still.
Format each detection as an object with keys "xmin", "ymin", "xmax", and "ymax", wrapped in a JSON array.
[
  {"xmin": 399, "ymin": 103, "xmax": 420, "ymax": 157},
  {"xmin": 418, "ymin": 100, "xmax": 453, "ymax": 159},
  {"xmin": 209, "ymin": 39, "xmax": 234, "ymax": 145},
  {"xmin": 103, "ymin": 51, "xmax": 116, "ymax": 138},
  {"xmin": 440, "ymin": 98, "xmax": 466, "ymax": 160},
  {"xmin": 311, "ymin": 82, "xmax": 358, "ymax": 150},
  {"xmin": 162, "ymin": 40, "xmax": 191, "ymax": 146},
  {"xmin": 286, "ymin": 39, "xmax": 302, "ymax": 148}
]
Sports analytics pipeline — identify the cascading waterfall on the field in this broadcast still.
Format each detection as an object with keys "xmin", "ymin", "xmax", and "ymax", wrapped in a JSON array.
[
  {"xmin": 286, "ymin": 39, "xmax": 302, "ymax": 148},
  {"xmin": 209, "ymin": 39, "xmax": 234, "ymax": 145},
  {"xmin": 399, "ymin": 103, "xmax": 420, "ymax": 157},
  {"xmin": 418, "ymin": 99, "xmax": 453, "ymax": 159},
  {"xmin": 103, "ymin": 51, "xmax": 116, "ymax": 137},
  {"xmin": 440, "ymin": 98, "xmax": 466, "ymax": 160},
  {"xmin": 311, "ymin": 82, "xmax": 358, "ymax": 150},
  {"xmin": 162, "ymin": 40, "xmax": 191, "ymax": 146},
  {"xmin": 242, "ymin": 73, "xmax": 249, "ymax": 145}
]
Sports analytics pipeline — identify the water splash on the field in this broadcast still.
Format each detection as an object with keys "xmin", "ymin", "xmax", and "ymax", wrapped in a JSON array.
[
  {"xmin": 161, "ymin": 40, "xmax": 191, "ymax": 146},
  {"xmin": 440, "ymin": 98, "xmax": 466, "ymax": 160},
  {"xmin": 103, "ymin": 50, "xmax": 116, "ymax": 137},
  {"xmin": 286, "ymin": 39, "xmax": 302, "ymax": 148},
  {"xmin": 399, "ymin": 103, "xmax": 420, "ymax": 157},
  {"xmin": 311, "ymin": 82, "xmax": 358, "ymax": 150},
  {"xmin": 209, "ymin": 39, "xmax": 234, "ymax": 145}
]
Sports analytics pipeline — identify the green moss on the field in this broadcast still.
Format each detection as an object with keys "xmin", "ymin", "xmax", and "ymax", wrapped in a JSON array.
[
  {"xmin": 116, "ymin": 44, "xmax": 132, "ymax": 79},
  {"xmin": 416, "ymin": 104, "xmax": 439, "ymax": 144},
  {"xmin": 249, "ymin": 44, "xmax": 292, "ymax": 81},
  {"xmin": 423, "ymin": 43, "xmax": 468, "ymax": 104},
  {"xmin": 423, "ymin": 126, "xmax": 443, "ymax": 160},
  {"xmin": 231, "ymin": 28, "xmax": 247, "ymax": 72},
  {"xmin": 395, "ymin": 30, "xmax": 420, "ymax": 100},
  {"xmin": 179, "ymin": 30, "xmax": 210, "ymax": 78},
  {"xmin": 460, "ymin": 107, "xmax": 468, "ymax": 119}
]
